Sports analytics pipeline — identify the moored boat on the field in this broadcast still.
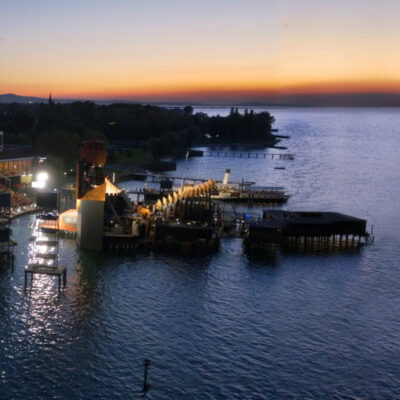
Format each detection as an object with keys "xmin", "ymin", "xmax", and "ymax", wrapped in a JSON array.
[{"xmin": 211, "ymin": 169, "xmax": 289, "ymax": 203}]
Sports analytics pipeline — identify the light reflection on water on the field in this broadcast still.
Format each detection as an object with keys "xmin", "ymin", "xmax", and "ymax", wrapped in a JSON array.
[{"xmin": 1, "ymin": 108, "xmax": 400, "ymax": 399}]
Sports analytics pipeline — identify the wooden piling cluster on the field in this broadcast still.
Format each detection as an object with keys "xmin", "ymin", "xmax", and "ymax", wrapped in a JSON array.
[
  {"xmin": 248, "ymin": 233, "xmax": 367, "ymax": 251},
  {"xmin": 103, "ymin": 232, "xmax": 143, "ymax": 251}
]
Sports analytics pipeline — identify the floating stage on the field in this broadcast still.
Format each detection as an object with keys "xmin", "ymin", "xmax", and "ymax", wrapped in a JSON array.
[{"xmin": 246, "ymin": 210, "xmax": 371, "ymax": 250}]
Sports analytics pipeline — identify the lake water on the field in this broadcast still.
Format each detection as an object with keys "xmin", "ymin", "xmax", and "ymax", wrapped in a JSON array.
[{"xmin": 1, "ymin": 108, "xmax": 400, "ymax": 399}]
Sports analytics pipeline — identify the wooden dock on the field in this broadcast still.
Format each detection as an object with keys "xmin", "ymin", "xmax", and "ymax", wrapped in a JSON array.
[
  {"xmin": 125, "ymin": 173, "xmax": 256, "ymax": 189},
  {"xmin": 25, "ymin": 264, "xmax": 67, "ymax": 291},
  {"xmin": 203, "ymin": 151, "xmax": 295, "ymax": 160},
  {"xmin": 126, "ymin": 173, "xmax": 210, "ymax": 185}
]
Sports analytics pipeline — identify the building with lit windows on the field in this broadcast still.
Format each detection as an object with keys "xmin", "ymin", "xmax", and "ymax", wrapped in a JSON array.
[{"xmin": 0, "ymin": 145, "xmax": 35, "ymax": 187}]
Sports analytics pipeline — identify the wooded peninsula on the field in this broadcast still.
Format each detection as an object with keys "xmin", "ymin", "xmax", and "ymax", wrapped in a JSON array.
[{"xmin": 0, "ymin": 101, "xmax": 276, "ymax": 171}]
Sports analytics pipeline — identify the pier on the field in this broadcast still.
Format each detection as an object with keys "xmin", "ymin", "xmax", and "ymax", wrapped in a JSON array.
[
  {"xmin": 126, "ymin": 173, "xmax": 213, "ymax": 185},
  {"xmin": 25, "ymin": 265, "xmax": 66, "ymax": 291},
  {"xmin": 203, "ymin": 151, "xmax": 295, "ymax": 160},
  {"xmin": 125, "ymin": 173, "xmax": 255, "ymax": 191}
]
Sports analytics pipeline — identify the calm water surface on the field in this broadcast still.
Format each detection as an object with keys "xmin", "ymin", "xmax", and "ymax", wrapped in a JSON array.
[{"xmin": 1, "ymin": 108, "xmax": 400, "ymax": 399}]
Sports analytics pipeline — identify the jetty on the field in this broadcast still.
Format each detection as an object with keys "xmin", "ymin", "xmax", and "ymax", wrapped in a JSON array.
[
  {"xmin": 25, "ymin": 191, "xmax": 66, "ymax": 292},
  {"xmin": 202, "ymin": 151, "xmax": 294, "ymax": 160}
]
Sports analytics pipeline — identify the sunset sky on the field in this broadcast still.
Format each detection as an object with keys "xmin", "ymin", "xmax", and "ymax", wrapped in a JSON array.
[{"xmin": 1, "ymin": 0, "xmax": 400, "ymax": 103}]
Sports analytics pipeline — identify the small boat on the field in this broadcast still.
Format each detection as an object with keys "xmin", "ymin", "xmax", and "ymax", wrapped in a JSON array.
[
  {"xmin": 211, "ymin": 169, "xmax": 289, "ymax": 204},
  {"xmin": 211, "ymin": 186, "xmax": 289, "ymax": 203}
]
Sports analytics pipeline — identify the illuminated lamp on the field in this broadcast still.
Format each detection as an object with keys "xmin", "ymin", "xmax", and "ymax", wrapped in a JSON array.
[{"xmin": 37, "ymin": 172, "xmax": 49, "ymax": 182}]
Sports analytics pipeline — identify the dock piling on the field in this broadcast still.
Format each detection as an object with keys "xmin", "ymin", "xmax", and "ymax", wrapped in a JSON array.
[{"xmin": 142, "ymin": 358, "xmax": 151, "ymax": 393}]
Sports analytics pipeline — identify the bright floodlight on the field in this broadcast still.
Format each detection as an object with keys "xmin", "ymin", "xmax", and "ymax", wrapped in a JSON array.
[
  {"xmin": 37, "ymin": 172, "xmax": 49, "ymax": 182},
  {"xmin": 32, "ymin": 181, "xmax": 45, "ymax": 189}
]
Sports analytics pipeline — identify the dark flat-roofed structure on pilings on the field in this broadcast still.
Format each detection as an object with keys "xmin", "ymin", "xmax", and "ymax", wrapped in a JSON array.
[{"xmin": 247, "ymin": 210, "xmax": 370, "ymax": 250}]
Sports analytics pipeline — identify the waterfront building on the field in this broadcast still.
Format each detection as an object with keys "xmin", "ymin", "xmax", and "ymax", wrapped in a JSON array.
[{"xmin": 0, "ymin": 144, "xmax": 35, "ymax": 187}]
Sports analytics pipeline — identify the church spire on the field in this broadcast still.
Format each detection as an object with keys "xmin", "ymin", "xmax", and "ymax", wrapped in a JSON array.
[{"xmin": 48, "ymin": 92, "xmax": 53, "ymax": 105}]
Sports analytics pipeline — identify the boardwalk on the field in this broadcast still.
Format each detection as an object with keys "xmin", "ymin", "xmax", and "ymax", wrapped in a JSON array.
[{"xmin": 203, "ymin": 151, "xmax": 294, "ymax": 160}]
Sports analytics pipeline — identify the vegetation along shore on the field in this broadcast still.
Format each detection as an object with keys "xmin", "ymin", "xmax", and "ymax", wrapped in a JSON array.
[{"xmin": 0, "ymin": 101, "xmax": 277, "ymax": 175}]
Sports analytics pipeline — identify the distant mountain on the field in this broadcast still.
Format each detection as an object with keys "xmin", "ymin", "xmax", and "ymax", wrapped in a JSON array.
[{"xmin": 0, "ymin": 93, "xmax": 46, "ymax": 103}]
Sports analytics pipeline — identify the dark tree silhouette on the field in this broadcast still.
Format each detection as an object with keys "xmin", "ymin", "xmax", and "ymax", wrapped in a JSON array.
[{"xmin": 0, "ymin": 102, "xmax": 276, "ymax": 167}]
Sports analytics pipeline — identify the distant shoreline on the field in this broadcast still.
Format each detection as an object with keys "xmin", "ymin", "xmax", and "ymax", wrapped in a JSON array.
[{"xmin": 2, "ymin": 93, "xmax": 400, "ymax": 108}]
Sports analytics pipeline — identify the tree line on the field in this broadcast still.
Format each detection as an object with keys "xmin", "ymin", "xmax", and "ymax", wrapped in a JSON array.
[{"xmin": 0, "ymin": 102, "xmax": 276, "ymax": 169}]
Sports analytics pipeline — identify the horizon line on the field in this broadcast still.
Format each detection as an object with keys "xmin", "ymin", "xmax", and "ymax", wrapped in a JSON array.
[{"xmin": 2, "ymin": 91, "xmax": 400, "ymax": 107}]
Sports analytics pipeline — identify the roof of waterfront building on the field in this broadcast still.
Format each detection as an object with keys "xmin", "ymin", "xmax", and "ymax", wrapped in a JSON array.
[{"xmin": 0, "ymin": 145, "xmax": 34, "ymax": 160}]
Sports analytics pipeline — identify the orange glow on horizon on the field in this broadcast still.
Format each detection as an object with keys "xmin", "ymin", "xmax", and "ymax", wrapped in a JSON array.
[
  {"xmin": 2, "ymin": 1, "xmax": 400, "ymax": 104},
  {"xmin": 3, "ymin": 79, "xmax": 400, "ymax": 102}
]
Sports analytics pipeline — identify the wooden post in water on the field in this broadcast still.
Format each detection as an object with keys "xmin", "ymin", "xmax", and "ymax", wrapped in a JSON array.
[{"xmin": 142, "ymin": 358, "xmax": 151, "ymax": 393}]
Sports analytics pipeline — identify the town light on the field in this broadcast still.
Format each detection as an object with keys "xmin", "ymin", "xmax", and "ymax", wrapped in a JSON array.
[
  {"xmin": 32, "ymin": 180, "xmax": 45, "ymax": 189},
  {"xmin": 37, "ymin": 172, "xmax": 49, "ymax": 182},
  {"xmin": 32, "ymin": 171, "xmax": 49, "ymax": 189}
]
